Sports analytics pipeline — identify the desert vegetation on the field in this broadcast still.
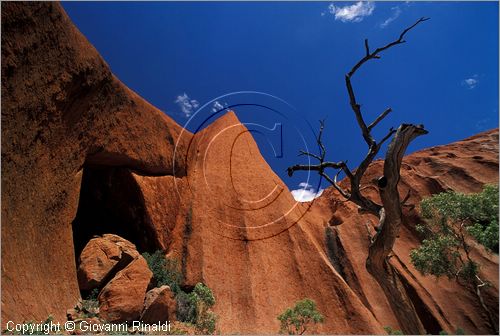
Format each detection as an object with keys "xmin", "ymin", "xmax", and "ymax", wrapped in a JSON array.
[
  {"xmin": 277, "ymin": 299, "xmax": 324, "ymax": 335},
  {"xmin": 143, "ymin": 251, "xmax": 218, "ymax": 334},
  {"xmin": 411, "ymin": 185, "xmax": 499, "ymax": 332}
]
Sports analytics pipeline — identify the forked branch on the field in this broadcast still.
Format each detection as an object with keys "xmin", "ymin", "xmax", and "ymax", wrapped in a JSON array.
[{"xmin": 287, "ymin": 17, "xmax": 430, "ymax": 335}]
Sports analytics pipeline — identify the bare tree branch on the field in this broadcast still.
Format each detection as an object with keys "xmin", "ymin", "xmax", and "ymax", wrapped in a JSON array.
[
  {"xmin": 348, "ymin": 17, "xmax": 430, "ymax": 77},
  {"xmin": 368, "ymin": 108, "xmax": 392, "ymax": 131},
  {"xmin": 344, "ymin": 17, "xmax": 429, "ymax": 148},
  {"xmin": 377, "ymin": 127, "xmax": 397, "ymax": 150},
  {"xmin": 287, "ymin": 160, "xmax": 346, "ymax": 177},
  {"xmin": 298, "ymin": 150, "xmax": 322, "ymax": 161},
  {"xmin": 287, "ymin": 17, "xmax": 430, "ymax": 334}
]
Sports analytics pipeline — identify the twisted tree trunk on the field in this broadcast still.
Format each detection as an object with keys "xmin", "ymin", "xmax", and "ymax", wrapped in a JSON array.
[
  {"xmin": 287, "ymin": 18, "xmax": 431, "ymax": 334},
  {"xmin": 366, "ymin": 124, "xmax": 428, "ymax": 334}
]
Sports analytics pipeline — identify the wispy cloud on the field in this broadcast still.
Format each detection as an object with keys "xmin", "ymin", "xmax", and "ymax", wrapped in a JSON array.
[
  {"xmin": 380, "ymin": 6, "xmax": 402, "ymax": 28},
  {"xmin": 475, "ymin": 117, "xmax": 490, "ymax": 130},
  {"xmin": 462, "ymin": 75, "xmax": 479, "ymax": 89},
  {"xmin": 291, "ymin": 183, "xmax": 324, "ymax": 202},
  {"xmin": 211, "ymin": 101, "xmax": 228, "ymax": 113},
  {"xmin": 327, "ymin": 2, "xmax": 375, "ymax": 23},
  {"xmin": 175, "ymin": 93, "xmax": 200, "ymax": 117}
]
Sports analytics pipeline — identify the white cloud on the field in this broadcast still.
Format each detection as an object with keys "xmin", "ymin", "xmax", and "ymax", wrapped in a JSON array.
[
  {"xmin": 328, "ymin": 2, "xmax": 375, "ymax": 23},
  {"xmin": 211, "ymin": 101, "xmax": 226, "ymax": 113},
  {"xmin": 175, "ymin": 93, "xmax": 200, "ymax": 117},
  {"xmin": 298, "ymin": 182, "xmax": 312, "ymax": 188},
  {"xmin": 462, "ymin": 75, "xmax": 479, "ymax": 89},
  {"xmin": 291, "ymin": 183, "xmax": 324, "ymax": 202},
  {"xmin": 380, "ymin": 6, "xmax": 402, "ymax": 28}
]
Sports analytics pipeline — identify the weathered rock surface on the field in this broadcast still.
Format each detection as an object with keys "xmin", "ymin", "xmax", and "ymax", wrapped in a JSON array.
[
  {"xmin": 1, "ymin": 2, "xmax": 190, "ymax": 324},
  {"xmin": 310, "ymin": 129, "xmax": 499, "ymax": 334},
  {"xmin": 141, "ymin": 286, "xmax": 177, "ymax": 323},
  {"xmin": 98, "ymin": 256, "xmax": 152, "ymax": 323},
  {"xmin": 2, "ymin": 1, "xmax": 498, "ymax": 334},
  {"xmin": 135, "ymin": 113, "xmax": 498, "ymax": 334},
  {"xmin": 133, "ymin": 112, "xmax": 385, "ymax": 334},
  {"xmin": 77, "ymin": 234, "xmax": 139, "ymax": 291}
]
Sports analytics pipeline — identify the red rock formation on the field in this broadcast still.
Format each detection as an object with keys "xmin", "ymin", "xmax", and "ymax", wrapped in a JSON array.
[
  {"xmin": 77, "ymin": 234, "xmax": 139, "ymax": 291},
  {"xmin": 141, "ymin": 286, "xmax": 177, "ymax": 323},
  {"xmin": 310, "ymin": 129, "xmax": 499, "ymax": 334},
  {"xmin": 98, "ymin": 256, "xmax": 152, "ymax": 323},
  {"xmin": 1, "ymin": 2, "xmax": 190, "ymax": 324},
  {"xmin": 167, "ymin": 111, "xmax": 385, "ymax": 334},
  {"xmin": 2, "ymin": 2, "xmax": 498, "ymax": 334}
]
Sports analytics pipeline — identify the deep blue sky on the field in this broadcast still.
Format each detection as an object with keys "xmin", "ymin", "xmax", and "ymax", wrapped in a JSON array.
[{"xmin": 63, "ymin": 1, "xmax": 498, "ymax": 199}]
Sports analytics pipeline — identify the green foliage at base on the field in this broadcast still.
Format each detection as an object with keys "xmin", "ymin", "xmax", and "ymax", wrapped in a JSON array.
[
  {"xmin": 142, "ymin": 251, "xmax": 183, "ymax": 293},
  {"xmin": 277, "ymin": 298, "xmax": 324, "ymax": 335},
  {"xmin": 81, "ymin": 287, "xmax": 100, "ymax": 318},
  {"xmin": 142, "ymin": 251, "xmax": 218, "ymax": 334},
  {"xmin": 383, "ymin": 326, "xmax": 404, "ymax": 335},
  {"xmin": 439, "ymin": 327, "xmax": 466, "ymax": 335},
  {"xmin": 176, "ymin": 283, "xmax": 217, "ymax": 334}
]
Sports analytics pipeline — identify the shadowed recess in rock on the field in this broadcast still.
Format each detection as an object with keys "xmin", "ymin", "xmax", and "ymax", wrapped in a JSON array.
[{"xmin": 72, "ymin": 166, "xmax": 160, "ymax": 259}]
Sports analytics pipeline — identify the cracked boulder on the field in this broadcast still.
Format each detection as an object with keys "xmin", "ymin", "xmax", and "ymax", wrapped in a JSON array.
[
  {"xmin": 77, "ymin": 234, "xmax": 140, "ymax": 291},
  {"xmin": 98, "ymin": 255, "xmax": 152, "ymax": 323}
]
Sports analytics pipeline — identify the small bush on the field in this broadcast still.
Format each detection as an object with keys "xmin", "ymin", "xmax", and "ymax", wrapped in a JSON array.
[
  {"xmin": 177, "ymin": 283, "xmax": 217, "ymax": 334},
  {"xmin": 142, "ymin": 251, "xmax": 217, "ymax": 334},
  {"xmin": 142, "ymin": 250, "xmax": 183, "ymax": 293},
  {"xmin": 82, "ymin": 302, "xmax": 99, "ymax": 318},
  {"xmin": 277, "ymin": 298, "xmax": 324, "ymax": 335},
  {"xmin": 411, "ymin": 185, "xmax": 499, "ymax": 283},
  {"xmin": 384, "ymin": 326, "xmax": 404, "ymax": 335},
  {"xmin": 81, "ymin": 287, "xmax": 100, "ymax": 317},
  {"xmin": 176, "ymin": 291, "xmax": 197, "ymax": 324}
]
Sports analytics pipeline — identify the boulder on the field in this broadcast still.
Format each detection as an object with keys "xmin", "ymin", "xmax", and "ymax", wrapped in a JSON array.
[
  {"xmin": 77, "ymin": 234, "xmax": 139, "ymax": 291},
  {"xmin": 98, "ymin": 256, "xmax": 152, "ymax": 323},
  {"xmin": 141, "ymin": 286, "xmax": 177, "ymax": 323}
]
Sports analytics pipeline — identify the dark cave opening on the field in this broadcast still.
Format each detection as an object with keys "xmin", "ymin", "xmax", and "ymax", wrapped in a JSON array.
[{"xmin": 72, "ymin": 166, "xmax": 160, "ymax": 264}]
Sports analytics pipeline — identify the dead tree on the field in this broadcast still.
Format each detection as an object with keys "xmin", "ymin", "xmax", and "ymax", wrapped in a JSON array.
[{"xmin": 288, "ymin": 18, "xmax": 430, "ymax": 334}]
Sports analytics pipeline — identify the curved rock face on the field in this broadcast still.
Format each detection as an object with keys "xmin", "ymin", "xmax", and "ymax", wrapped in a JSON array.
[
  {"xmin": 2, "ymin": 2, "xmax": 498, "ymax": 334},
  {"xmin": 1, "ymin": 2, "xmax": 190, "ymax": 324},
  {"xmin": 172, "ymin": 111, "xmax": 384, "ymax": 334}
]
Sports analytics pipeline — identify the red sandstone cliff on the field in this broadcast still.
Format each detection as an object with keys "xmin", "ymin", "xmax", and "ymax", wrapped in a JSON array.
[
  {"xmin": 309, "ymin": 129, "xmax": 499, "ymax": 334},
  {"xmin": 1, "ymin": 2, "xmax": 498, "ymax": 334},
  {"xmin": 1, "ymin": 2, "xmax": 191, "ymax": 324}
]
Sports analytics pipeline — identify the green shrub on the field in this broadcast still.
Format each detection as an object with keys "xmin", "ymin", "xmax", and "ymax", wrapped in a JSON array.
[
  {"xmin": 175, "ymin": 283, "xmax": 217, "ymax": 334},
  {"xmin": 419, "ymin": 185, "xmax": 498, "ymax": 252},
  {"xmin": 411, "ymin": 185, "xmax": 499, "ymax": 282},
  {"xmin": 142, "ymin": 251, "xmax": 217, "ymax": 334},
  {"xmin": 176, "ymin": 291, "xmax": 197, "ymax": 324},
  {"xmin": 383, "ymin": 326, "xmax": 404, "ymax": 335},
  {"xmin": 142, "ymin": 250, "xmax": 183, "ymax": 293},
  {"xmin": 277, "ymin": 298, "xmax": 324, "ymax": 335},
  {"xmin": 81, "ymin": 287, "xmax": 100, "ymax": 317}
]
